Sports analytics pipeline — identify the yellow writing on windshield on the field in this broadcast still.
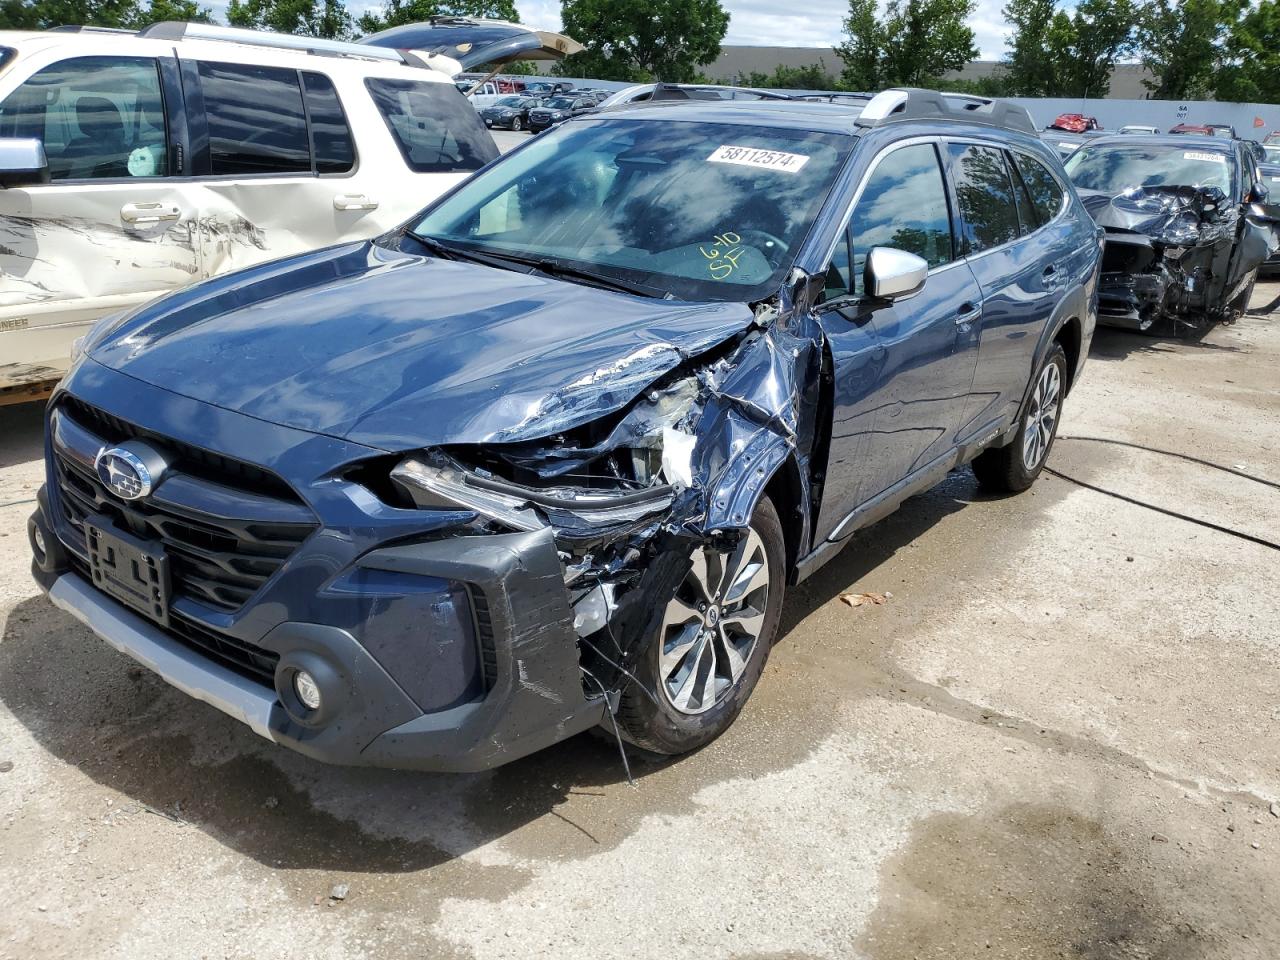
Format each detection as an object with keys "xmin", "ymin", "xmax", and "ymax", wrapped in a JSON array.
[{"xmin": 700, "ymin": 232, "xmax": 744, "ymax": 280}]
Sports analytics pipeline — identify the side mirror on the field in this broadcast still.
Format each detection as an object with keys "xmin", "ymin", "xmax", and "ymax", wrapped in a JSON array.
[
  {"xmin": 0, "ymin": 138, "xmax": 48, "ymax": 188},
  {"xmin": 865, "ymin": 246, "xmax": 928, "ymax": 301},
  {"xmin": 1249, "ymin": 182, "xmax": 1269, "ymax": 204}
]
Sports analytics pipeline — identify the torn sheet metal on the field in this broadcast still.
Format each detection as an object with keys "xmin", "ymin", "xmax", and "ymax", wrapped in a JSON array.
[{"xmin": 1079, "ymin": 185, "xmax": 1271, "ymax": 332}]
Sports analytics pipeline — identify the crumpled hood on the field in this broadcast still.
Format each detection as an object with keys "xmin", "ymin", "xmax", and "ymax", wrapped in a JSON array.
[
  {"xmin": 89, "ymin": 241, "xmax": 756, "ymax": 450},
  {"xmin": 1078, "ymin": 186, "xmax": 1231, "ymax": 241}
]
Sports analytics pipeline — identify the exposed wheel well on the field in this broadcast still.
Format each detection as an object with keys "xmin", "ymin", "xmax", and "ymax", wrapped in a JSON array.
[
  {"xmin": 764, "ymin": 457, "xmax": 805, "ymax": 575},
  {"xmin": 1055, "ymin": 317, "xmax": 1082, "ymax": 393}
]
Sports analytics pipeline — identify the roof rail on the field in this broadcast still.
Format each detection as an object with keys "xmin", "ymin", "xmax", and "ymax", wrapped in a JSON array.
[
  {"xmin": 789, "ymin": 91, "xmax": 875, "ymax": 103},
  {"xmin": 856, "ymin": 88, "xmax": 1037, "ymax": 136},
  {"xmin": 49, "ymin": 24, "xmax": 134, "ymax": 34},
  {"xmin": 649, "ymin": 83, "xmax": 798, "ymax": 102},
  {"xmin": 136, "ymin": 21, "xmax": 411, "ymax": 65}
]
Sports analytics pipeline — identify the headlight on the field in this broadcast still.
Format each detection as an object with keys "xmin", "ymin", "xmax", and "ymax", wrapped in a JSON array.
[{"xmin": 391, "ymin": 452, "xmax": 675, "ymax": 536}]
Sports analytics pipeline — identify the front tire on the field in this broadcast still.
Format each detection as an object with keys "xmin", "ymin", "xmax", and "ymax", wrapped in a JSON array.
[
  {"xmin": 972, "ymin": 343, "xmax": 1068, "ymax": 494},
  {"xmin": 511, "ymin": 117, "xmax": 523, "ymax": 132},
  {"xmin": 613, "ymin": 497, "xmax": 786, "ymax": 755}
]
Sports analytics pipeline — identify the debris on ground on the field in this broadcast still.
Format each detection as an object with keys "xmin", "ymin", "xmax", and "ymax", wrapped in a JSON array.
[
  {"xmin": 329, "ymin": 884, "xmax": 349, "ymax": 902},
  {"xmin": 840, "ymin": 591, "xmax": 893, "ymax": 609}
]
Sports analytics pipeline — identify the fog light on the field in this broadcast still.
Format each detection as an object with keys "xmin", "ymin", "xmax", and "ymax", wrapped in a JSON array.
[
  {"xmin": 293, "ymin": 670, "xmax": 321, "ymax": 710},
  {"xmin": 32, "ymin": 526, "xmax": 46, "ymax": 557}
]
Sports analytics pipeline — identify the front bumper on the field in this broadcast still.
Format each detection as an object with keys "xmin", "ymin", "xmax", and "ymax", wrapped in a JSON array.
[{"xmin": 30, "ymin": 371, "xmax": 605, "ymax": 772}]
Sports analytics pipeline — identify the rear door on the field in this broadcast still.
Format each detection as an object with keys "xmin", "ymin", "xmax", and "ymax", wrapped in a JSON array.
[
  {"xmin": 814, "ymin": 139, "xmax": 982, "ymax": 538},
  {"xmin": 947, "ymin": 142, "xmax": 1064, "ymax": 436},
  {"xmin": 0, "ymin": 52, "xmax": 195, "ymax": 389},
  {"xmin": 181, "ymin": 59, "xmax": 369, "ymax": 280}
]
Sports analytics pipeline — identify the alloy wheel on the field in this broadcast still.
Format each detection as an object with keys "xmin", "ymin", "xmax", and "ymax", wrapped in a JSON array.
[
  {"xmin": 657, "ymin": 529, "xmax": 771, "ymax": 716},
  {"xmin": 1022, "ymin": 360, "xmax": 1062, "ymax": 471}
]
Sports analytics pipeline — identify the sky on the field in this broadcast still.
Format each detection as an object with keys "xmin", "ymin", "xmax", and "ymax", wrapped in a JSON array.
[{"xmin": 513, "ymin": 0, "xmax": 1014, "ymax": 60}]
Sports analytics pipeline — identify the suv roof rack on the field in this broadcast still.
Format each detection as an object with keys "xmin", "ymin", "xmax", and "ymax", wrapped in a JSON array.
[
  {"xmin": 856, "ymin": 88, "xmax": 1037, "ymax": 136},
  {"xmin": 134, "ymin": 21, "xmax": 421, "ymax": 66},
  {"xmin": 648, "ymin": 83, "xmax": 798, "ymax": 102},
  {"xmin": 49, "ymin": 25, "xmax": 135, "ymax": 34}
]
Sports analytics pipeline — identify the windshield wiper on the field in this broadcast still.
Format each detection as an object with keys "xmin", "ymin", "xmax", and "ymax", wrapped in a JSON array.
[
  {"xmin": 465, "ymin": 249, "xmax": 669, "ymax": 299},
  {"xmin": 408, "ymin": 233, "xmax": 669, "ymax": 298}
]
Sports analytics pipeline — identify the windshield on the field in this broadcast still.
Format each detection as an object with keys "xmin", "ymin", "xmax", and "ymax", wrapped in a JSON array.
[
  {"xmin": 544, "ymin": 97, "xmax": 575, "ymax": 109},
  {"xmin": 1264, "ymin": 145, "xmax": 1280, "ymax": 164},
  {"xmin": 495, "ymin": 97, "xmax": 524, "ymax": 107},
  {"xmin": 1065, "ymin": 144, "xmax": 1234, "ymax": 195},
  {"xmin": 412, "ymin": 118, "xmax": 852, "ymax": 302}
]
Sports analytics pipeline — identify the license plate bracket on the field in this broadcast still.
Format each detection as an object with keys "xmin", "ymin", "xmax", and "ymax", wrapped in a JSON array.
[{"xmin": 86, "ymin": 517, "xmax": 171, "ymax": 627}]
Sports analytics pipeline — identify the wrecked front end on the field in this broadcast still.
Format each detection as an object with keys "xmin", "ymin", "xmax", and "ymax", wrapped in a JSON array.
[
  {"xmin": 1086, "ymin": 186, "xmax": 1263, "ymax": 334},
  {"xmin": 30, "ymin": 303, "xmax": 814, "ymax": 772}
]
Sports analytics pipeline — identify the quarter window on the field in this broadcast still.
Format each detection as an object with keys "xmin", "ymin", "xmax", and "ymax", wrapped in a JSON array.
[
  {"xmin": 949, "ymin": 144, "xmax": 1021, "ymax": 252},
  {"xmin": 198, "ymin": 62, "xmax": 310, "ymax": 176},
  {"xmin": 845, "ymin": 142, "xmax": 953, "ymax": 296},
  {"xmin": 365, "ymin": 78, "xmax": 499, "ymax": 173},
  {"xmin": 302, "ymin": 72, "xmax": 355, "ymax": 174},
  {"xmin": 1013, "ymin": 152, "xmax": 1065, "ymax": 226},
  {"xmin": 0, "ymin": 56, "xmax": 168, "ymax": 180}
]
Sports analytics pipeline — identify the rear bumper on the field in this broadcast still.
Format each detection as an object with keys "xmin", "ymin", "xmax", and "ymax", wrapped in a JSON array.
[{"xmin": 30, "ymin": 490, "xmax": 605, "ymax": 772}]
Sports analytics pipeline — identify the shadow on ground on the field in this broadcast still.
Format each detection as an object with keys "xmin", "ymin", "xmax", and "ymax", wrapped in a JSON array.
[
  {"xmin": 1085, "ymin": 322, "xmax": 1248, "ymax": 363},
  {"xmin": 0, "ymin": 467, "xmax": 1048, "ymax": 878},
  {"xmin": 0, "ymin": 401, "xmax": 46, "ymax": 471}
]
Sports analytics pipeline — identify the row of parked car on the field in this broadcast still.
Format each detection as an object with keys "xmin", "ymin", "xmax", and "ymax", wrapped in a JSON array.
[{"xmin": 7, "ymin": 20, "xmax": 1277, "ymax": 774}]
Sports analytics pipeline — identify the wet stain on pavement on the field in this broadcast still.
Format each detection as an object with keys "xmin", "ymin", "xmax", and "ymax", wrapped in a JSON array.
[{"xmin": 860, "ymin": 802, "xmax": 1212, "ymax": 960}]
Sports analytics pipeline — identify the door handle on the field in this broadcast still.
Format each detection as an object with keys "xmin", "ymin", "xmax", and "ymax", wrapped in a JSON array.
[
  {"xmin": 334, "ymin": 193, "xmax": 379, "ymax": 211},
  {"xmin": 120, "ymin": 201, "xmax": 180, "ymax": 224},
  {"xmin": 955, "ymin": 301, "xmax": 979, "ymax": 326}
]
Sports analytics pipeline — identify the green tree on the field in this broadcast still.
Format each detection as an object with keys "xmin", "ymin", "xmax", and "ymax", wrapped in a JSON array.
[
  {"xmin": 357, "ymin": 0, "xmax": 516, "ymax": 36},
  {"xmin": 741, "ymin": 60, "xmax": 839, "ymax": 90},
  {"xmin": 1001, "ymin": 0, "xmax": 1057, "ymax": 95},
  {"xmin": 836, "ymin": 0, "xmax": 978, "ymax": 90},
  {"xmin": 227, "ymin": 0, "xmax": 353, "ymax": 39},
  {"xmin": 555, "ymin": 0, "xmax": 730, "ymax": 83},
  {"xmin": 1136, "ymin": 0, "xmax": 1240, "ymax": 100},
  {"xmin": 1217, "ymin": 0, "xmax": 1280, "ymax": 103},
  {"xmin": 129, "ymin": 0, "xmax": 213, "ymax": 26},
  {"xmin": 1000, "ymin": 0, "xmax": 1137, "ymax": 98},
  {"xmin": 0, "ymin": 0, "xmax": 138, "ymax": 28}
]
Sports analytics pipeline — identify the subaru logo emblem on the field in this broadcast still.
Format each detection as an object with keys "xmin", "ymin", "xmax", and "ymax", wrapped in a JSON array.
[{"xmin": 94, "ymin": 447, "xmax": 155, "ymax": 501}]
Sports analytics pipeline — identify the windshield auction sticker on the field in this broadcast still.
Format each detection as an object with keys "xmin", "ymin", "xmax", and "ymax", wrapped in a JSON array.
[
  {"xmin": 708, "ymin": 145, "xmax": 810, "ymax": 172},
  {"xmin": 1183, "ymin": 151, "xmax": 1227, "ymax": 164}
]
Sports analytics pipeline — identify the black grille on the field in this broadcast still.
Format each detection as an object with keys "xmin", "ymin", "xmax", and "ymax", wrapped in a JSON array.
[
  {"xmin": 52, "ymin": 399, "xmax": 317, "ymax": 614},
  {"xmin": 471, "ymin": 589, "xmax": 498, "ymax": 690},
  {"xmin": 67, "ymin": 554, "xmax": 280, "ymax": 687}
]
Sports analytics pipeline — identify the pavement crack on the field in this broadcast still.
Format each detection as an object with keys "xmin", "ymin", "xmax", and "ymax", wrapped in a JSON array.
[{"xmin": 873, "ymin": 668, "xmax": 1276, "ymax": 810}]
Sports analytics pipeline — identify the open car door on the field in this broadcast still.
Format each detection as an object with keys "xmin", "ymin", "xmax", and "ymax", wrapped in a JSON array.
[{"xmin": 361, "ymin": 17, "xmax": 583, "ymax": 75}]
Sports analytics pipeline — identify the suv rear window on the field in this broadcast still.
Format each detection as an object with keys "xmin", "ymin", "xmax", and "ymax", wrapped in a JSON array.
[
  {"xmin": 365, "ymin": 78, "xmax": 498, "ymax": 173},
  {"xmin": 1013, "ymin": 152, "xmax": 1065, "ymax": 226},
  {"xmin": 302, "ymin": 72, "xmax": 355, "ymax": 175},
  {"xmin": 198, "ymin": 62, "xmax": 310, "ymax": 176},
  {"xmin": 949, "ymin": 143, "xmax": 1022, "ymax": 252}
]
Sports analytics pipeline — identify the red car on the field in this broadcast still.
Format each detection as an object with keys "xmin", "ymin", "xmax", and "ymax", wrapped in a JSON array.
[{"xmin": 1048, "ymin": 113, "xmax": 1102, "ymax": 133}]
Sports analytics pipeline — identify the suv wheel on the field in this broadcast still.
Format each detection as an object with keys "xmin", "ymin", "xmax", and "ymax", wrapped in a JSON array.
[
  {"xmin": 613, "ymin": 496, "xmax": 785, "ymax": 755},
  {"xmin": 972, "ymin": 343, "xmax": 1067, "ymax": 494},
  {"xmin": 511, "ymin": 117, "xmax": 523, "ymax": 131}
]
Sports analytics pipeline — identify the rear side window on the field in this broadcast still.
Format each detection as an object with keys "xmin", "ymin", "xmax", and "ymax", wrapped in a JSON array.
[
  {"xmin": 0, "ymin": 56, "xmax": 168, "ymax": 180},
  {"xmin": 302, "ymin": 72, "xmax": 355, "ymax": 174},
  {"xmin": 949, "ymin": 144, "xmax": 1021, "ymax": 252},
  {"xmin": 199, "ymin": 62, "xmax": 309, "ymax": 176},
  {"xmin": 845, "ymin": 142, "xmax": 953, "ymax": 296},
  {"xmin": 365, "ymin": 78, "xmax": 498, "ymax": 173},
  {"xmin": 1013, "ymin": 152, "xmax": 1065, "ymax": 226}
]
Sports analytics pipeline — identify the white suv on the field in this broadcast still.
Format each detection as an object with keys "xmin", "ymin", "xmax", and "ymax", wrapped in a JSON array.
[{"xmin": 0, "ymin": 22, "xmax": 508, "ymax": 403}]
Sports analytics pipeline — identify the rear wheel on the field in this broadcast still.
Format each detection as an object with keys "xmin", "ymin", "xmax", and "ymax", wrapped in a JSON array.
[
  {"xmin": 972, "ymin": 344, "xmax": 1067, "ymax": 494},
  {"xmin": 613, "ymin": 497, "xmax": 785, "ymax": 755}
]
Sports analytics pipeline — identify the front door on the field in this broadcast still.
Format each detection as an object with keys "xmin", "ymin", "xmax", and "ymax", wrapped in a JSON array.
[
  {"xmin": 814, "ymin": 140, "xmax": 981, "ymax": 540},
  {"xmin": 0, "ymin": 53, "xmax": 195, "ymax": 389}
]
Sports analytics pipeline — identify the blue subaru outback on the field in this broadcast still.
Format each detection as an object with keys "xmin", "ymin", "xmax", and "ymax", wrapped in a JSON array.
[{"xmin": 30, "ymin": 89, "xmax": 1100, "ymax": 770}]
